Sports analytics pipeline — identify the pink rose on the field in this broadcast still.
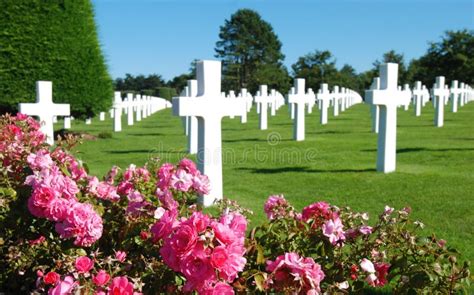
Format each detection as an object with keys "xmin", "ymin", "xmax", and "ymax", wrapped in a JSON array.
[
  {"xmin": 360, "ymin": 258, "xmax": 375, "ymax": 273},
  {"xmin": 169, "ymin": 224, "xmax": 197, "ymax": 256},
  {"xmin": 45, "ymin": 197, "xmax": 71, "ymax": 222},
  {"xmin": 27, "ymin": 150, "xmax": 53, "ymax": 170},
  {"xmin": 178, "ymin": 158, "xmax": 198, "ymax": 176},
  {"xmin": 212, "ymin": 222, "xmax": 236, "ymax": 245},
  {"xmin": 170, "ymin": 169, "xmax": 193, "ymax": 192},
  {"xmin": 151, "ymin": 210, "xmax": 177, "ymax": 242},
  {"xmin": 109, "ymin": 276, "xmax": 134, "ymax": 295},
  {"xmin": 92, "ymin": 270, "xmax": 110, "ymax": 286},
  {"xmin": 75, "ymin": 256, "xmax": 94, "ymax": 273},
  {"xmin": 322, "ymin": 216, "xmax": 345, "ymax": 245},
  {"xmin": 264, "ymin": 194, "xmax": 289, "ymax": 220},
  {"xmin": 210, "ymin": 246, "xmax": 229, "ymax": 269},
  {"xmin": 155, "ymin": 189, "xmax": 178, "ymax": 211},
  {"xmin": 202, "ymin": 282, "xmax": 234, "ymax": 295},
  {"xmin": 47, "ymin": 276, "xmax": 76, "ymax": 295},
  {"xmin": 115, "ymin": 251, "xmax": 127, "ymax": 263},
  {"xmin": 359, "ymin": 225, "xmax": 373, "ymax": 235},
  {"xmin": 302, "ymin": 201, "xmax": 331, "ymax": 222},
  {"xmin": 44, "ymin": 271, "xmax": 60, "ymax": 285},
  {"xmin": 181, "ymin": 254, "xmax": 215, "ymax": 292},
  {"xmin": 157, "ymin": 163, "xmax": 175, "ymax": 190},
  {"xmin": 192, "ymin": 173, "xmax": 210, "ymax": 195}
]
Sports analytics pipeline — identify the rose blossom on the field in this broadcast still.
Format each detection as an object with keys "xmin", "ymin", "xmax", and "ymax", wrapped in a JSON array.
[
  {"xmin": 75, "ymin": 256, "xmax": 94, "ymax": 273},
  {"xmin": 170, "ymin": 169, "xmax": 193, "ymax": 192},
  {"xmin": 115, "ymin": 251, "xmax": 127, "ymax": 263},
  {"xmin": 359, "ymin": 225, "xmax": 373, "ymax": 235},
  {"xmin": 47, "ymin": 276, "xmax": 76, "ymax": 295},
  {"xmin": 157, "ymin": 163, "xmax": 175, "ymax": 190},
  {"xmin": 192, "ymin": 173, "xmax": 210, "ymax": 195},
  {"xmin": 322, "ymin": 216, "xmax": 345, "ymax": 245},
  {"xmin": 109, "ymin": 276, "xmax": 134, "ymax": 295},
  {"xmin": 92, "ymin": 270, "xmax": 110, "ymax": 286},
  {"xmin": 43, "ymin": 272, "xmax": 60, "ymax": 285},
  {"xmin": 264, "ymin": 195, "xmax": 290, "ymax": 220},
  {"xmin": 27, "ymin": 150, "xmax": 53, "ymax": 170},
  {"xmin": 360, "ymin": 258, "xmax": 375, "ymax": 273},
  {"xmin": 178, "ymin": 158, "xmax": 198, "ymax": 176}
]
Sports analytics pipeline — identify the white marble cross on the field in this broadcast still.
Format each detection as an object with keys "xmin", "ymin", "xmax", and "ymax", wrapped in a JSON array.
[
  {"xmin": 316, "ymin": 83, "xmax": 331, "ymax": 125},
  {"xmin": 186, "ymin": 80, "xmax": 198, "ymax": 154},
  {"xmin": 331, "ymin": 85, "xmax": 341, "ymax": 117},
  {"xmin": 306, "ymin": 88, "xmax": 316, "ymax": 114},
  {"xmin": 227, "ymin": 90, "xmax": 237, "ymax": 119},
  {"xmin": 64, "ymin": 117, "xmax": 71, "ymax": 129},
  {"xmin": 100, "ymin": 112, "xmax": 105, "ymax": 121},
  {"xmin": 450, "ymin": 80, "xmax": 461, "ymax": 113},
  {"xmin": 365, "ymin": 63, "xmax": 404, "ymax": 173},
  {"xmin": 18, "ymin": 81, "xmax": 70, "ymax": 145},
  {"xmin": 270, "ymin": 89, "xmax": 277, "ymax": 116},
  {"xmin": 172, "ymin": 60, "xmax": 246, "ymax": 206},
  {"xmin": 113, "ymin": 92, "xmax": 122, "ymax": 132},
  {"xmin": 459, "ymin": 82, "xmax": 466, "ymax": 107},
  {"xmin": 432, "ymin": 76, "xmax": 450, "ymax": 127},
  {"xmin": 288, "ymin": 79, "xmax": 307, "ymax": 141},
  {"xmin": 287, "ymin": 87, "xmax": 296, "ymax": 119},
  {"xmin": 401, "ymin": 84, "xmax": 412, "ymax": 111},
  {"xmin": 126, "ymin": 93, "xmax": 134, "ymax": 125},
  {"xmin": 238, "ymin": 88, "xmax": 250, "ymax": 123},
  {"xmin": 254, "ymin": 85, "xmax": 272, "ymax": 130},
  {"xmin": 369, "ymin": 77, "xmax": 381, "ymax": 133},
  {"xmin": 412, "ymin": 81, "xmax": 423, "ymax": 117},
  {"xmin": 135, "ymin": 94, "xmax": 142, "ymax": 121},
  {"xmin": 340, "ymin": 87, "xmax": 347, "ymax": 112}
]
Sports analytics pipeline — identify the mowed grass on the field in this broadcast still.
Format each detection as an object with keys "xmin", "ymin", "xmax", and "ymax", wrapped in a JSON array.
[{"xmin": 57, "ymin": 101, "xmax": 474, "ymax": 267}]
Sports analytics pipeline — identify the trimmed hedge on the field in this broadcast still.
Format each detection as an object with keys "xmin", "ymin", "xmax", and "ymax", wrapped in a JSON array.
[
  {"xmin": 157, "ymin": 87, "xmax": 177, "ymax": 101},
  {"xmin": 0, "ymin": 0, "xmax": 113, "ymax": 118}
]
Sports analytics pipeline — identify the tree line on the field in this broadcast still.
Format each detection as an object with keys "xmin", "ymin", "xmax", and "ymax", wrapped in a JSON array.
[{"xmin": 116, "ymin": 9, "xmax": 473, "ymax": 99}]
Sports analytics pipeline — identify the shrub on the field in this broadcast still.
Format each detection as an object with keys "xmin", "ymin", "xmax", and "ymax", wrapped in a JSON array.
[
  {"xmin": 0, "ymin": 113, "xmax": 470, "ymax": 294},
  {"xmin": 0, "ymin": 0, "xmax": 113, "ymax": 118},
  {"xmin": 97, "ymin": 131, "xmax": 112, "ymax": 139}
]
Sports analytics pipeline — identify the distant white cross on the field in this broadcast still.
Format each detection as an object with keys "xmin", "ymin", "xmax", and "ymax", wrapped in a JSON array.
[
  {"xmin": 316, "ymin": 83, "xmax": 331, "ymax": 125},
  {"xmin": 331, "ymin": 85, "xmax": 341, "ymax": 117},
  {"xmin": 172, "ymin": 60, "xmax": 246, "ymax": 206},
  {"xmin": 18, "ymin": 81, "xmax": 70, "ymax": 145},
  {"xmin": 126, "ymin": 93, "xmax": 134, "ymax": 125},
  {"xmin": 432, "ymin": 76, "xmax": 450, "ymax": 127},
  {"xmin": 113, "ymin": 92, "xmax": 122, "ymax": 132},
  {"xmin": 365, "ymin": 63, "xmax": 405, "ymax": 173},
  {"xmin": 288, "ymin": 79, "xmax": 307, "ymax": 141},
  {"xmin": 450, "ymin": 80, "xmax": 461, "ymax": 113},
  {"xmin": 412, "ymin": 81, "xmax": 423, "ymax": 117},
  {"xmin": 369, "ymin": 77, "xmax": 381, "ymax": 133},
  {"xmin": 254, "ymin": 85, "xmax": 272, "ymax": 130}
]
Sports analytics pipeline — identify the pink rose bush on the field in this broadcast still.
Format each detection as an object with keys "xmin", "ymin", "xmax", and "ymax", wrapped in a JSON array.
[{"xmin": 0, "ymin": 114, "xmax": 470, "ymax": 294}]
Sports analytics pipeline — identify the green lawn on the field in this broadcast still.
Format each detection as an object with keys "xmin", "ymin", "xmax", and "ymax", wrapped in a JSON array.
[{"xmin": 57, "ymin": 102, "xmax": 474, "ymax": 267}]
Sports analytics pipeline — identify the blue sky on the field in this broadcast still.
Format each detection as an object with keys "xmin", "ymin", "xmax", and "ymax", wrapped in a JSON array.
[{"xmin": 92, "ymin": 0, "xmax": 474, "ymax": 81}]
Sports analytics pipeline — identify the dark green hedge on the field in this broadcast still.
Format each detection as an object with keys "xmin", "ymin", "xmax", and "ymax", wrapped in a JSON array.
[
  {"xmin": 0, "ymin": 0, "xmax": 113, "ymax": 118},
  {"xmin": 157, "ymin": 87, "xmax": 177, "ymax": 101}
]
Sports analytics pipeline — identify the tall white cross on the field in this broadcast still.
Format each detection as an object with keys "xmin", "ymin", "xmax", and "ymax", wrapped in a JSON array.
[
  {"xmin": 369, "ymin": 77, "xmax": 381, "ymax": 133},
  {"xmin": 186, "ymin": 80, "xmax": 198, "ymax": 154},
  {"xmin": 401, "ymin": 84, "xmax": 412, "ymax": 111},
  {"xmin": 306, "ymin": 88, "xmax": 316, "ymax": 114},
  {"xmin": 172, "ymin": 60, "xmax": 246, "ymax": 206},
  {"xmin": 18, "ymin": 81, "xmax": 70, "ymax": 145},
  {"xmin": 433, "ymin": 77, "xmax": 450, "ymax": 127},
  {"xmin": 113, "ymin": 92, "xmax": 122, "ymax": 132},
  {"xmin": 331, "ymin": 85, "xmax": 341, "ymax": 117},
  {"xmin": 288, "ymin": 87, "xmax": 296, "ymax": 120},
  {"xmin": 365, "ymin": 63, "xmax": 404, "ymax": 173},
  {"xmin": 126, "ymin": 93, "xmax": 134, "ymax": 125},
  {"xmin": 254, "ymin": 85, "xmax": 272, "ymax": 130},
  {"xmin": 288, "ymin": 79, "xmax": 307, "ymax": 141},
  {"xmin": 135, "ymin": 94, "xmax": 142, "ymax": 121},
  {"xmin": 340, "ymin": 87, "xmax": 347, "ymax": 112},
  {"xmin": 412, "ymin": 81, "xmax": 423, "ymax": 117},
  {"xmin": 459, "ymin": 82, "xmax": 466, "ymax": 107},
  {"xmin": 316, "ymin": 83, "xmax": 331, "ymax": 125},
  {"xmin": 270, "ymin": 89, "xmax": 277, "ymax": 116},
  {"xmin": 238, "ymin": 88, "xmax": 251, "ymax": 123},
  {"xmin": 450, "ymin": 80, "xmax": 461, "ymax": 113}
]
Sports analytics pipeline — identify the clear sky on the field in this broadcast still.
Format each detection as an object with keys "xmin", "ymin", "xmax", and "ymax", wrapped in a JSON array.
[{"xmin": 92, "ymin": 0, "xmax": 474, "ymax": 81}]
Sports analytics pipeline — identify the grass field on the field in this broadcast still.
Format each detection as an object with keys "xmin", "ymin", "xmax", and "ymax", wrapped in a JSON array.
[{"xmin": 57, "ymin": 101, "xmax": 474, "ymax": 268}]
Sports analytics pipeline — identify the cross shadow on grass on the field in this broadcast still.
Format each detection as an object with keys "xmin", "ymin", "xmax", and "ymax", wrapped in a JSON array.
[
  {"xmin": 361, "ymin": 147, "xmax": 474, "ymax": 153},
  {"xmin": 237, "ymin": 166, "xmax": 375, "ymax": 174}
]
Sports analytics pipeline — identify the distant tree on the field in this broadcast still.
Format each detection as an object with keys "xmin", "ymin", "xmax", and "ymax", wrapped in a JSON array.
[
  {"xmin": 373, "ymin": 50, "xmax": 409, "ymax": 85},
  {"xmin": 215, "ymin": 9, "xmax": 288, "ymax": 92},
  {"xmin": 166, "ymin": 60, "xmax": 197, "ymax": 94},
  {"xmin": 0, "ymin": 0, "xmax": 113, "ymax": 118},
  {"xmin": 114, "ymin": 73, "xmax": 165, "ymax": 95},
  {"xmin": 291, "ymin": 50, "xmax": 339, "ymax": 90},
  {"xmin": 410, "ymin": 29, "xmax": 474, "ymax": 86}
]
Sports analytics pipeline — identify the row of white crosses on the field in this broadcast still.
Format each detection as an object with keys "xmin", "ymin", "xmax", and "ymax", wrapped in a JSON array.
[
  {"xmin": 365, "ymin": 63, "xmax": 474, "ymax": 173},
  {"xmin": 173, "ymin": 60, "xmax": 247, "ymax": 207}
]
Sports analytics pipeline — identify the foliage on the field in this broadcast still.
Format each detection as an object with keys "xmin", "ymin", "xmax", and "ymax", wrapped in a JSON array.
[
  {"xmin": 0, "ymin": 0, "xmax": 113, "ymax": 118},
  {"xmin": 215, "ymin": 9, "xmax": 290, "ymax": 93},
  {"xmin": 410, "ymin": 29, "xmax": 474, "ymax": 86},
  {"xmin": 0, "ymin": 113, "xmax": 471, "ymax": 294},
  {"xmin": 114, "ymin": 73, "xmax": 166, "ymax": 94}
]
